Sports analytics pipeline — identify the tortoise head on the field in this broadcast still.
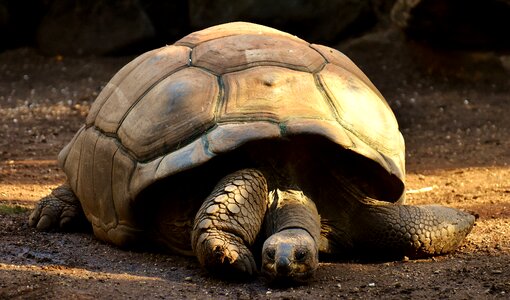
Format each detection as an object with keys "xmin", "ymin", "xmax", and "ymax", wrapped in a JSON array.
[{"xmin": 261, "ymin": 228, "xmax": 318, "ymax": 283}]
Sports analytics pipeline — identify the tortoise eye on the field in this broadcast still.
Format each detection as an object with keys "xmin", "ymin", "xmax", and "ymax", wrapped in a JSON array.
[
  {"xmin": 266, "ymin": 248, "xmax": 276, "ymax": 261},
  {"xmin": 295, "ymin": 249, "xmax": 307, "ymax": 261}
]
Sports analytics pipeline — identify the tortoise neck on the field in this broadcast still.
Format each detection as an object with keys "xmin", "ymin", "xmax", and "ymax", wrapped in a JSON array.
[{"xmin": 264, "ymin": 188, "xmax": 322, "ymax": 245}]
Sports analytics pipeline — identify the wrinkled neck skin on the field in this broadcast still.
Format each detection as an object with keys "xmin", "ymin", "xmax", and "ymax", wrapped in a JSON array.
[
  {"xmin": 264, "ymin": 189, "xmax": 321, "ymax": 244},
  {"xmin": 251, "ymin": 149, "xmax": 324, "ymax": 282},
  {"xmin": 245, "ymin": 144, "xmax": 325, "ymax": 242},
  {"xmin": 244, "ymin": 142, "xmax": 361, "ymax": 255},
  {"xmin": 261, "ymin": 188, "xmax": 322, "ymax": 282}
]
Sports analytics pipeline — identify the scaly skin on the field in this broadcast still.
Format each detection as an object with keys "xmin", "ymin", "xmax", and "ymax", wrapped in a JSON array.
[
  {"xmin": 29, "ymin": 184, "xmax": 88, "ymax": 231},
  {"xmin": 191, "ymin": 169, "xmax": 269, "ymax": 276},
  {"xmin": 353, "ymin": 200, "xmax": 475, "ymax": 257}
]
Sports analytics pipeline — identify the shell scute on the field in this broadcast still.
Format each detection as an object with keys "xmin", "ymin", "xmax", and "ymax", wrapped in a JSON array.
[
  {"xmin": 118, "ymin": 67, "xmax": 219, "ymax": 161},
  {"xmin": 192, "ymin": 34, "xmax": 324, "ymax": 74},
  {"xmin": 220, "ymin": 66, "xmax": 333, "ymax": 122},
  {"xmin": 93, "ymin": 46, "xmax": 191, "ymax": 134},
  {"xmin": 317, "ymin": 63, "xmax": 402, "ymax": 158}
]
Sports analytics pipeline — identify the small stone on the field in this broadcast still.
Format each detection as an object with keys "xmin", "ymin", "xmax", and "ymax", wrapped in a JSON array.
[
  {"xmin": 402, "ymin": 256, "xmax": 410, "ymax": 262},
  {"xmin": 184, "ymin": 276, "xmax": 192, "ymax": 282},
  {"xmin": 368, "ymin": 282, "xmax": 376, "ymax": 287},
  {"xmin": 492, "ymin": 270, "xmax": 503, "ymax": 274}
]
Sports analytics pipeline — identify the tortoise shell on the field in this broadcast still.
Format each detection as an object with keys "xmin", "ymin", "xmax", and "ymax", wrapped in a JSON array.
[{"xmin": 58, "ymin": 22, "xmax": 405, "ymax": 245}]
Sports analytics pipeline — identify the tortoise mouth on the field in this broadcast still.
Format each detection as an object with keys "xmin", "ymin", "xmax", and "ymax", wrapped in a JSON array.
[{"xmin": 261, "ymin": 263, "xmax": 316, "ymax": 285}]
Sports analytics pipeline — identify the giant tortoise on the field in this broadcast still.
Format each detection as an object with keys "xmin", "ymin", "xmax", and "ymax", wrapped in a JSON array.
[{"xmin": 29, "ymin": 22, "xmax": 475, "ymax": 283}]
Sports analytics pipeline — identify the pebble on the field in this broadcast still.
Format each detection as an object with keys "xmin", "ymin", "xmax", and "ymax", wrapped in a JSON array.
[{"xmin": 184, "ymin": 276, "xmax": 192, "ymax": 282}]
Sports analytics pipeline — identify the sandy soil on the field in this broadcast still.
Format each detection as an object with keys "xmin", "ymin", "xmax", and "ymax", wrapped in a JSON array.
[{"xmin": 1, "ymin": 30, "xmax": 509, "ymax": 299}]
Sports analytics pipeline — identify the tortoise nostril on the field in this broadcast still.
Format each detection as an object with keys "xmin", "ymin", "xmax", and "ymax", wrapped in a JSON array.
[{"xmin": 276, "ymin": 256, "xmax": 291, "ymax": 275}]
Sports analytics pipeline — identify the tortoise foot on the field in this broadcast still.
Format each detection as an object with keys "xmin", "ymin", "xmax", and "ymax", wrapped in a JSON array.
[
  {"xmin": 29, "ymin": 184, "xmax": 88, "ymax": 231},
  {"xmin": 194, "ymin": 230, "xmax": 256, "ymax": 277}
]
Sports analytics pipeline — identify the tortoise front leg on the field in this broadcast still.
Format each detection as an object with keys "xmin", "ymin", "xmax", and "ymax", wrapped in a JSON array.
[
  {"xmin": 192, "ymin": 169, "xmax": 269, "ymax": 277},
  {"xmin": 29, "ymin": 184, "xmax": 89, "ymax": 231}
]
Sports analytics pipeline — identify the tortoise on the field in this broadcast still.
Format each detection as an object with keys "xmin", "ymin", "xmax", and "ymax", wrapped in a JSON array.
[{"xmin": 29, "ymin": 22, "xmax": 475, "ymax": 283}]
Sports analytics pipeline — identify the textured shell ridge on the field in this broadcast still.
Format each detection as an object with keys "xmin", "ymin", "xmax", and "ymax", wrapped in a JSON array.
[{"xmin": 175, "ymin": 21, "xmax": 307, "ymax": 48}]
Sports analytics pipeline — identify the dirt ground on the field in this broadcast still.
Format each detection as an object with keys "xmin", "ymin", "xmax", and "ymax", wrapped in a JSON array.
[{"xmin": 1, "ymin": 29, "xmax": 509, "ymax": 299}]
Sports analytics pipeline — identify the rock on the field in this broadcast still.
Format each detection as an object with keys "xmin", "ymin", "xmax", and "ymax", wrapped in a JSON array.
[
  {"xmin": 188, "ymin": 0, "xmax": 375, "ymax": 43},
  {"xmin": 37, "ymin": 0, "xmax": 155, "ymax": 55},
  {"xmin": 391, "ymin": 0, "xmax": 510, "ymax": 49}
]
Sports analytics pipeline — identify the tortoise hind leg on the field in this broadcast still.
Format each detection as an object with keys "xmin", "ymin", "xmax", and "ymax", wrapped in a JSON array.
[
  {"xmin": 354, "ymin": 200, "xmax": 475, "ymax": 258},
  {"xmin": 192, "ymin": 169, "xmax": 269, "ymax": 277},
  {"xmin": 29, "ymin": 184, "xmax": 89, "ymax": 231}
]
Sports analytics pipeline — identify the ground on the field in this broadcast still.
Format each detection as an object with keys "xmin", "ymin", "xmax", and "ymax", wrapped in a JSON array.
[{"xmin": 1, "ymin": 29, "xmax": 509, "ymax": 299}]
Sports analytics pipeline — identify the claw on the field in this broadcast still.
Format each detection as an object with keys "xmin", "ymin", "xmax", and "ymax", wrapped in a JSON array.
[
  {"xmin": 28, "ymin": 185, "xmax": 87, "ymax": 232},
  {"xmin": 36, "ymin": 215, "xmax": 54, "ymax": 231},
  {"xmin": 28, "ymin": 208, "xmax": 41, "ymax": 228}
]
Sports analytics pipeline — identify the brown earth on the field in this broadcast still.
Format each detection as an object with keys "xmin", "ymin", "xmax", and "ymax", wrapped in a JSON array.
[{"xmin": 1, "ymin": 30, "xmax": 509, "ymax": 299}]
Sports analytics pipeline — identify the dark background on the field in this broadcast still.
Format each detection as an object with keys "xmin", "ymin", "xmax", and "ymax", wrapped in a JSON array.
[{"xmin": 1, "ymin": 0, "xmax": 510, "ymax": 56}]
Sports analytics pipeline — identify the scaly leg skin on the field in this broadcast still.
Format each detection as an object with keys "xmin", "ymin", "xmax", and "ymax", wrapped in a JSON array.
[
  {"xmin": 29, "ymin": 184, "xmax": 88, "ymax": 231},
  {"xmin": 355, "ymin": 200, "xmax": 476, "ymax": 258},
  {"xmin": 261, "ymin": 189, "xmax": 321, "ymax": 283},
  {"xmin": 191, "ymin": 169, "xmax": 269, "ymax": 277}
]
